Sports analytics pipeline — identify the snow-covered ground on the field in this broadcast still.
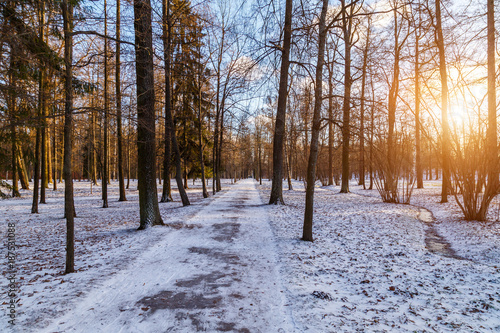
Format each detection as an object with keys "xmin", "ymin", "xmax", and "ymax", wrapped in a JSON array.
[
  {"xmin": 260, "ymin": 179, "xmax": 500, "ymax": 332},
  {"xmin": 1, "ymin": 177, "xmax": 499, "ymax": 332}
]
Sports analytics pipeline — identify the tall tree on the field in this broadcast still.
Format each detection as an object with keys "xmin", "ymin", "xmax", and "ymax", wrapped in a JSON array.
[
  {"xmin": 435, "ymin": 0, "xmax": 450, "ymax": 203},
  {"xmin": 414, "ymin": 5, "xmax": 423, "ymax": 189},
  {"xmin": 102, "ymin": 0, "xmax": 109, "ymax": 208},
  {"xmin": 134, "ymin": 0, "xmax": 165, "ymax": 229},
  {"xmin": 358, "ymin": 16, "xmax": 371, "ymax": 189},
  {"xmin": 61, "ymin": 0, "xmax": 75, "ymax": 274},
  {"xmin": 302, "ymin": 0, "xmax": 328, "ymax": 242},
  {"xmin": 160, "ymin": 0, "xmax": 173, "ymax": 203},
  {"xmin": 269, "ymin": 0, "xmax": 292, "ymax": 204},
  {"xmin": 161, "ymin": 0, "xmax": 190, "ymax": 206},
  {"xmin": 340, "ymin": 0, "xmax": 355, "ymax": 193},
  {"xmin": 116, "ymin": 0, "xmax": 126, "ymax": 201},
  {"xmin": 486, "ymin": 0, "xmax": 497, "ymax": 190}
]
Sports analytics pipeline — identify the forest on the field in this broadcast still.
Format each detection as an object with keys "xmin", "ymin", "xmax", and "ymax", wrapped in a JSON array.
[{"xmin": 1, "ymin": 0, "xmax": 500, "ymax": 332}]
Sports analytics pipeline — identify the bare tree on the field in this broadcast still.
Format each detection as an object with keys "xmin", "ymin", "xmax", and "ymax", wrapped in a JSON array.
[
  {"xmin": 269, "ymin": 0, "xmax": 292, "ymax": 205},
  {"xmin": 434, "ymin": 0, "xmax": 450, "ymax": 203},
  {"xmin": 116, "ymin": 0, "xmax": 126, "ymax": 202},
  {"xmin": 302, "ymin": 0, "xmax": 329, "ymax": 242}
]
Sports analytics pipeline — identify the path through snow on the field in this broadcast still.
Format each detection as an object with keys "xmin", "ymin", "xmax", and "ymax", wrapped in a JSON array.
[{"xmin": 40, "ymin": 179, "xmax": 294, "ymax": 333}]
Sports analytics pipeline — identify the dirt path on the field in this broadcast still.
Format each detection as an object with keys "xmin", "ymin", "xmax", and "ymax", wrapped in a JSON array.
[{"xmin": 40, "ymin": 179, "xmax": 294, "ymax": 333}]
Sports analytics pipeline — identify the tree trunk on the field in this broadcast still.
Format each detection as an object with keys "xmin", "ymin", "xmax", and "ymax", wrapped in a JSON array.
[
  {"xmin": 479, "ymin": 0, "xmax": 498, "ymax": 219},
  {"xmin": 8, "ymin": 45, "xmax": 20, "ymax": 198},
  {"xmin": 134, "ymin": 0, "xmax": 164, "ymax": 229},
  {"xmin": 40, "ymin": 66, "xmax": 47, "ymax": 202},
  {"xmin": 340, "ymin": 0, "xmax": 352, "ymax": 194},
  {"xmin": 327, "ymin": 63, "xmax": 334, "ymax": 186},
  {"xmin": 116, "ymin": 0, "xmax": 126, "ymax": 202},
  {"xmin": 16, "ymin": 146, "xmax": 29, "ymax": 190},
  {"xmin": 197, "ymin": 57, "xmax": 208, "ymax": 198},
  {"xmin": 160, "ymin": 0, "xmax": 173, "ymax": 203},
  {"xmin": 486, "ymin": 0, "xmax": 497, "ymax": 192},
  {"xmin": 102, "ymin": 0, "xmax": 109, "ymax": 208},
  {"xmin": 369, "ymin": 85, "xmax": 375, "ymax": 190},
  {"xmin": 387, "ymin": 7, "xmax": 400, "ymax": 195},
  {"xmin": 358, "ymin": 22, "xmax": 370, "ymax": 189},
  {"xmin": 435, "ymin": 0, "xmax": 450, "ymax": 203},
  {"xmin": 302, "ymin": 0, "xmax": 328, "ymax": 242},
  {"xmin": 62, "ymin": 0, "xmax": 75, "ymax": 274},
  {"xmin": 52, "ymin": 116, "xmax": 57, "ymax": 190},
  {"xmin": 32, "ymin": 127, "xmax": 41, "ymax": 213},
  {"xmin": 269, "ymin": 0, "xmax": 292, "ymax": 204},
  {"xmin": 415, "ymin": 24, "xmax": 423, "ymax": 189}
]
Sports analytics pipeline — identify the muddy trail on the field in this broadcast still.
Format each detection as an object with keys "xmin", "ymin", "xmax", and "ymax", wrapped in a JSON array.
[{"xmin": 417, "ymin": 208, "xmax": 468, "ymax": 261}]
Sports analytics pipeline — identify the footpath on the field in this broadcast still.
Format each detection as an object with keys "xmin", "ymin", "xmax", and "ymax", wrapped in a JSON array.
[{"xmin": 40, "ymin": 179, "xmax": 295, "ymax": 333}]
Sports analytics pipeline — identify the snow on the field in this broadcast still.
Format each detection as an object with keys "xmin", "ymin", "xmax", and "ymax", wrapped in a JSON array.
[
  {"xmin": 261, "ymin": 180, "xmax": 500, "ymax": 332},
  {"xmin": 1, "ymin": 177, "xmax": 499, "ymax": 332}
]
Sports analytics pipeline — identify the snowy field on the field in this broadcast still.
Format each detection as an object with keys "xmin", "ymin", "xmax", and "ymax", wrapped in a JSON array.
[
  {"xmin": 1, "ymin": 177, "xmax": 499, "ymax": 332},
  {"xmin": 260, "ymin": 179, "xmax": 500, "ymax": 332}
]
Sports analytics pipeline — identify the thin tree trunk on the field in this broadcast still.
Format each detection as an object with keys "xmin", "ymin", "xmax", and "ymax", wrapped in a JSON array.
[
  {"xmin": 328, "ymin": 63, "xmax": 334, "ymax": 186},
  {"xmin": 435, "ymin": 0, "xmax": 450, "ymax": 203},
  {"xmin": 479, "ymin": 0, "xmax": 498, "ymax": 219},
  {"xmin": 369, "ymin": 80, "xmax": 375, "ymax": 190},
  {"xmin": 486, "ymin": 0, "xmax": 497, "ymax": 189},
  {"xmin": 116, "ymin": 0, "xmax": 126, "ymax": 202},
  {"xmin": 16, "ymin": 146, "xmax": 29, "ymax": 189},
  {"xmin": 40, "ymin": 65, "xmax": 46, "ymax": 202},
  {"xmin": 269, "ymin": 0, "xmax": 292, "ymax": 204},
  {"xmin": 340, "ymin": 0, "xmax": 352, "ymax": 194},
  {"xmin": 32, "ymin": 127, "xmax": 40, "ymax": 213},
  {"xmin": 102, "ymin": 0, "xmax": 109, "ymax": 208},
  {"xmin": 62, "ymin": 0, "xmax": 75, "ymax": 274},
  {"xmin": 160, "ymin": 0, "xmax": 175, "ymax": 203},
  {"xmin": 197, "ymin": 54, "xmax": 208, "ymax": 198},
  {"xmin": 302, "ymin": 0, "xmax": 328, "ymax": 242},
  {"xmin": 387, "ymin": 7, "xmax": 400, "ymax": 195},
  {"xmin": 415, "ymin": 23, "xmax": 423, "ymax": 189},
  {"xmin": 52, "ymin": 115, "xmax": 57, "ymax": 190},
  {"xmin": 8, "ymin": 45, "xmax": 20, "ymax": 198},
  {"xmin": 359, "ymin": 22, "xmax": 370, "ymax": 189}
]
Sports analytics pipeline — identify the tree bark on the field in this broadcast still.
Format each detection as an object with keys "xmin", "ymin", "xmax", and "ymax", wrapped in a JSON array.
[
  {"xmin": 39, "ymin": 52, "xmax": 47, "ymax": 202},
  {"xmin": 358, "ymin": 21, "xmax": 370, "ymax": 189},
  {"xmin": 102, "ymin": 0, "xmax": 109, "ymax": 208},
  {"xmin": 134, "ymin": 0, "xmax": 164, "ymax": 229},
  {"xmin": 269, "ymin": 0, "xmax": 292, "ymax": 204},
  {"xmin": 62, "ymin": 0, "xmax": 75, "ymax": 274},
  {"xmin": 486, "ymin": 0, "xmax": 497, "ymax": 191},
  {"xmin": 387, "ymin": 7, "xmax": 400, "ymax": 195},
  {"xmin": 197, "ymin": 45, "xmax": 208, "ymax": 198},
  {"xmin": 340, "ymin": 0, "xmax": 352, "ymax": 193},
  {"xmin": 435, "ymin": 0, "xmax": 450, "ymax": 203},
  {"xmin": 415, "ymin": 23, "xmax": 423, "ymax": 189},
  {"xmin": 16, "ymin": 145, "xmax": 29, "ymax": 190},
  {"xmin": 116, "ymin": 0, "xmax": 126, "ymax": 202},
  {"xmin": 302, "ymin": 0, "xmax": 328, "ymax": 242},
  {"xmin": 327, "ymin": 61, "xmax": 334, "ymax": 186},
  {"xmin": 160, "ymin": 0, "xmax": 173, "ymax": 203}
]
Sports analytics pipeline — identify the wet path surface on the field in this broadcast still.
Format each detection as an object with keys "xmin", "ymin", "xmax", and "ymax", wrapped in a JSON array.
[
  {"xmin": 41, "ymin": 180, "xmax": 294, "ymax": 333},
  {"xmin": 418, "ymin": 208, "xmax": 468, "ymax": 260}
]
